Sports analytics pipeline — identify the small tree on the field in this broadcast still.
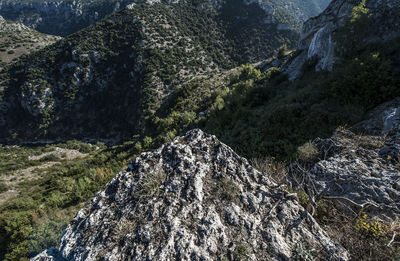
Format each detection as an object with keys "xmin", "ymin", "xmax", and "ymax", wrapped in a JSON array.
[{"xmin": 277, "ymin": 44, "xmax": 288, "ymax": 59}]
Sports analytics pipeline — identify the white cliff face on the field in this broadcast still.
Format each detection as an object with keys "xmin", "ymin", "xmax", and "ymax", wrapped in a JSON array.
[
  {"xmin": 32, "ymin": 129, "xmax": 349, "ymax": 261},
  {"xmin": 306, "ymin": 23, "xmax": 335, "ymax": 71},
  {"xmin": 282, "ymin": 0, "xmax": 400, "ymax": 80}
]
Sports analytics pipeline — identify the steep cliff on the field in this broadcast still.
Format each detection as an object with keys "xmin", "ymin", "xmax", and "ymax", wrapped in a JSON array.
[
  {"xmin": 31, "ymin": 129, "xmax": 348, "ymax": 261},
  {"xmin": 282, "ymin": 0, "xmax": 400, "ymax": 80}
]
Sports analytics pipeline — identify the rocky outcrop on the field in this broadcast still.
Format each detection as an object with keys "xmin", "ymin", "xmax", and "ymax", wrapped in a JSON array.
[
  {"xmin": 32, "ymin": 129, "xmax": 348, "ymax": 260},
  {"xmin": 355, "ymin": 97, "xmax": 400, "ymax": 136},
  {"xmin": 283, "ymin": 0, "xmax": 400, "ymax": 80},
  {"xmin": 0, "ymin": 14, "xmax": 29, "ymax": 31},
  {"xmin": 290, "ymin": 98, "xmax": 400, "ymax": 221}
]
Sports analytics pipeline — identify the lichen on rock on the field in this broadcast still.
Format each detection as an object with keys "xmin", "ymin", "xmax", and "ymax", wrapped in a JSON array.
[{"xmin": 32, "ymin": 129, "xmax": 348, "ymax": 260}]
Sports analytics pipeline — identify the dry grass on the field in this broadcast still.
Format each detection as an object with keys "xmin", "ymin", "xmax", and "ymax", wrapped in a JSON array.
[
  {"xmin": 314, "ymin": 201, "xmax": 400, "ymax": 260},
  {"xmin": 250, "ymin": 157, "xmax": 287, "ymax": 184},
  {"xmin": 297, "ymin": 141, "xmax": 319, "ymax": 162}
]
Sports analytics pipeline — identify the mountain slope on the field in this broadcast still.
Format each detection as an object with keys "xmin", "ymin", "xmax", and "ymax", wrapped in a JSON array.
[
  {"xmin": 0, "ymin": 0, "xmax": 299, "ymax": 142},
  {"xmin": 0, "ymin": 15, "xmax": 60, "ymax": 64},
  {"xmin": 0, "ymin": 0, "xmax": 331, "ymax": 36},
  {"xmin": 201, "ymin": 0, "xmax": 400, "ymax": 159}
]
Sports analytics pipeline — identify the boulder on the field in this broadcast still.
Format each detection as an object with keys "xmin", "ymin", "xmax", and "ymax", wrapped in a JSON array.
[
  {"xmin": 32, "ymin": 129, "xmax": 348, "ymax": 260},
  {"xmin": 290, "ymin": 102, "xmax": 400, "ymax": 221}
]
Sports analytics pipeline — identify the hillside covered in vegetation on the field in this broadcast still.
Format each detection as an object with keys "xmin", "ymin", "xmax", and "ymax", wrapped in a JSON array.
[
  {"xmin": 1, "ymin": 0, "xmax": 400, "ymax": 260},
  {"xmin": 0, "ymin": 0, "xmax": 331, "ymax": 36},
  {"xmin": 0, "ymin": 0, "xmax": 301, "ymax": 142},
  {"xmin": 0, "ymin": 16, "xmax": 60, "ymax": 65}
]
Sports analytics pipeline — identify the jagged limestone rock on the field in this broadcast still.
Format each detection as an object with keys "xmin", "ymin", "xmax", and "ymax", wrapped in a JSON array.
[
  {"xmin": 355, "ymin": 97, "xmax": 400, "ymax": 136},
  {"xmin": 290, "ymin": 100, "xmax": 400, "ymax": 221},
  {"xmin": 32, "ymin": 129, "xmax": 348, "ymax": 260}
]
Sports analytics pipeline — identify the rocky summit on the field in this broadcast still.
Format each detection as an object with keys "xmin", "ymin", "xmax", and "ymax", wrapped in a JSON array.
[{"xmin": 32, "ymin": 129, "xmax": 347, "ymax": 260}]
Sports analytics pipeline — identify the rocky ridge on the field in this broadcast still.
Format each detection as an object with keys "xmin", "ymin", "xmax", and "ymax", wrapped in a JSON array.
[
  {"xmin": 0, "ymin": 0, "xmax": 127, "ymax": 36},
  {"xmin": 32, "ymin": 129, "xmax": 348, "ymax": 260}
]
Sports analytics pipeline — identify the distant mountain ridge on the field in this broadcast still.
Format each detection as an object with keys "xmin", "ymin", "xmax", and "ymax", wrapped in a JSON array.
[{"xmin": 0, "ymin": 0, "xmax": 331, "ymax": 36}]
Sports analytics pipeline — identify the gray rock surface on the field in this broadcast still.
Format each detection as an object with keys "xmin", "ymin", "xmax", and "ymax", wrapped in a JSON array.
[
  {"xmin": 32, "ymin": 129, "xmax": 348, "ymax": 260},
  {"xmin": 355, "ymin": 97, "xmax": 400, "ymax": 136},
  {"xmin": 282, "ymin": 0, "xmax": 400, "ymax": 80},
  {"xmin": 290, "ymin": 99, "xmax": 400, "ymax": 221}
]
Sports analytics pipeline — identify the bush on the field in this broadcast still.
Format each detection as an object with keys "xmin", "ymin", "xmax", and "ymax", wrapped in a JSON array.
[
  {"xmin": 297, "ymin": 141, "xmax": 319, "ymax": 162},
  {"xmin": 0, "ymin": 182, "xmax": 8, "ymax": 193},
  {"xmin": 28, "ymin": 220, "xmax": 67, "ymax": 257},
  {"xmin": 250, "ymin": 157, "xmax": 287, "ymax": 183},
  {"xmin": 329, "ymin": 53, "xmax": 399, "ymax": 109},
  {"xmin": 277, "ymin": 44, "xmax": 288, "ymax": 59},
  {"xmin": 335, "ymin": 0, "xmax": 373, "ymax": 57}
]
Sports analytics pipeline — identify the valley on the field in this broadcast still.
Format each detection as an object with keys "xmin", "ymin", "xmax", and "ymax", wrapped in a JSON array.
[
  {"xmin": 0, "ymin": 0, "xmax": 331, "ymax": 36},
  {"xmin": 0, "ymin": 0, "xmax": 400, "ymax": 260}
]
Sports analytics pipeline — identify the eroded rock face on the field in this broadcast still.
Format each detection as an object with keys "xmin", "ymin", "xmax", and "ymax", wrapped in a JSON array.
[
  {"xmin": 290, "ymin": 100, "xmax": 400, "ymax": 221},
  {"xmin": 283, "ymin": 0, "xmax": 400, "ymax": 80},
  {"xmin": 32, "ymin": 129, "xmax": 348, "ymax": 261},
  {"xmin": 355, "ymin": 97, "xmax": 400, "ymax": 136}
]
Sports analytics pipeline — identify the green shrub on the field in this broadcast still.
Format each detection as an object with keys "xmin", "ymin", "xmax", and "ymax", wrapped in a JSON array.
[
  {"xmin": 28, "ymin": 220, "xmax": 67, "ymax": 257},
  {"xmin": 335, "ymin": 0, "xmax": 373, "ymax": 57},
  {"xmin": 297, "ymin": 141, "xmax": 319, "ymax": 162},
  {"xmin": 138, "ymin": 170, "xmax": 166, "ymax": 198},
  {"xmin": 0, "ymin": 182, "xmax": 8, "ymax": 193},
  {"xmin": 39, "ymin": 154, "xmax": 59, "ymax": 162},
  {"xmin": 233, "ymin": 243, "xmax": 248, "ymax": 261},
  {"xmin": 277, "ymin": 44, "xmax": 288, "ymax": 59},
  {"xmin": 216, "ymin": 177, "xmax": 240, "ymax": 202},
  {"xmin": 329, "ymin": 53, "xmax": 399, "ymax": 109}
]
